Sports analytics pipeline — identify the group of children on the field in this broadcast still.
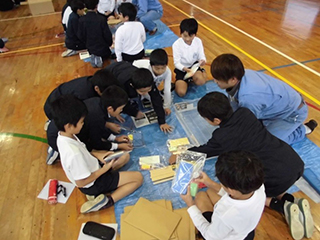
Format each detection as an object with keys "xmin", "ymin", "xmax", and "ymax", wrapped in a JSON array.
[
  {"xmin": 44, "ymin": 8, "xmax": 318, "ymax": 240},
  {"xmin": 60, "ymin": 0, "xmax": 163, "ymax": 67}
]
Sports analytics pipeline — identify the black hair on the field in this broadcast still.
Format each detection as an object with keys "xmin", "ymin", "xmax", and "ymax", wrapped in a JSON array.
[
  {"xmin": 90, "ymin": 69, "xmax": 118, "ymax": 93},
  {"xmin": 211, "ymin": 54, "xmax": 245, "ymax": 82},
  {"xmin": 101, "ymin": 86, "xmax": 128, "ymax": 110},
  {"xmin": 83, "ymin": 0, "xmax": 98, "ymax": 10},
  {"xmin": 197, "ymin": 92, "xmax": 233, "ymax": 122},
  {"xmin": 118, "ymin": 2, "xmax": 137, "ymax": 21},
  {"xmin": 180, "ymin": 18, "xmax": 198, "ymax": 35},
  {"xmin": 131, "ymin": 68, "xmax": 153, "ymax": 89},
  {"xmin": 70, "ymin": 0, "xmax": 85, "ymax": 13},
  {"xmin": 215, "ymin": 150, "xmax": 264, "ymax": 194},
  {"xmin": 51, "ymin": 95, "xmax": 88, "ymax": 131},
  {"xmin": 150, "ymin": 48, "xmax": 168, "ymax": 66}
]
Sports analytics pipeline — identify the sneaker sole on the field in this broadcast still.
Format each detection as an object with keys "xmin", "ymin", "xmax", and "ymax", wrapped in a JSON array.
[
  {"xmin": 287, "ymin": 203, "xmax": 304, "ymax": 240},
  {"xmin": 298, "ymin": 199, "xmax": 314, "ymax": 238},
  {"xmin": 86, "ymin": 194, "xmax": 96, "ymax": 201},
  {"xmin": 80, "ymin": 194, "xmax": 108, "ymax": 213}
]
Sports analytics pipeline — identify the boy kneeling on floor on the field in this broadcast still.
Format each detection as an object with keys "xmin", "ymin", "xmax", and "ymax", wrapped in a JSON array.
[{"xmin": 52, "ymin": 95, "xmax": 143, "ymax": 213}]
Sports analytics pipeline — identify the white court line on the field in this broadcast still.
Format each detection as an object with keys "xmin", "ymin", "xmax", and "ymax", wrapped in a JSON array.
[
  {"xmin": 182, "ymin": 0, "xmax": 320, "ymax": 77},
  {"xmin": 0, "ymin": 12, "xmax": 61, "ymax": 22}
]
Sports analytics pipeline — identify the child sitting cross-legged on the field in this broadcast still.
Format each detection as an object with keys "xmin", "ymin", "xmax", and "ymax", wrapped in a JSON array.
[
  {"xmin": 52, "ymin": 95, "xmax": 143, "ymax": 213},
  {"xmin": 181, "ymin": 151, "xmax": 266, "ymax": 240}
]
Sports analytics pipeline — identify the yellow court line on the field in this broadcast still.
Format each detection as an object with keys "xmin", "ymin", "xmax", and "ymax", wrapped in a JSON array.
[
  {"xmin": 162, "ymin": 0, "xmax": 320, "ymax": 106},
  {"xmin": 0, "ymin": 43, "xmax": 63, "ymax": 55},
  {"xmin": 0, "ymin": 12, "xmax": 61, "ymax": 22},
  {"xmin": 167, "ymin": 24, "xmax": 180, "ymax": 28}
]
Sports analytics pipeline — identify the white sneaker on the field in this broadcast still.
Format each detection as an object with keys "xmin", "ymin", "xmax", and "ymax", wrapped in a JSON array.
[
  {"xmin": 61, "ymin": 49, "xmax": 77, "ymax": 57},
  {"xmin": 80, "ymin": 194, "xmax": 108, "ymax": 213},
  {"xmin": 295, "ymin": 198, "xmax": 314, "ymax": 238},
  {"xmin": 284, "ymin": 201, "xmax": 304, "ymax": 240},
  {"xmin": 44, "ymin": 120, "xmax": 51, "ymax": 131},
  {"xmin": 86, "ymin": 195, "xmax": 95, "ymax": 201}
]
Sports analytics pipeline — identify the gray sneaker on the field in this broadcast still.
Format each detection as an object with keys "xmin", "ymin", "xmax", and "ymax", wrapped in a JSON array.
[
  {"xmin": 90, "ymin": 54, "xmax": 103, "ymax": 68},
  {"xmin": 46, "ymin": 146, "xmax": 59, "ymax": 165},
  {"xmin": 295, "ymin": 198, "xmax": 314, "ymax": 238},
  {"xmin": 80, "ymin": 194, "xmax": 108, "ymax": 213},
  {"xmin": 284, "ymin": 201, "xmax": 304, "ymax": 240},
  {"xmin": 61, "ymin": 49, "xmax": 77, "ymax": 57},
  {"xmin": 1, "ymin": 38, "xmax": 8, "ymax": 43}
]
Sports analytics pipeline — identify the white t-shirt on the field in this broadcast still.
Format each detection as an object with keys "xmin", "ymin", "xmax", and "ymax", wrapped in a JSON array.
[
  {"xmin": 57, "ymin": 133, "xmax": 100, "ymax": 188},
  {"xmin": 133, "ymin": 59, "xmax": 172, "ymax": 109},
  {"xmin": 187, "ymin": 185, "xmax": 266, "ymax": 240},
  {"xmin": 98, "ymin": 0, "xmax": 116, "ymax": 15},
  {"xmin": 115, "ymin": 21, "xmax": 146, "ymax": 61},
  {"xmin": 62, "ymin": 6, "xmax": 72, "ymax": 27},
  {"xmin": 172, "ymin": 36, "xmax": 206, "ymax": 71}
]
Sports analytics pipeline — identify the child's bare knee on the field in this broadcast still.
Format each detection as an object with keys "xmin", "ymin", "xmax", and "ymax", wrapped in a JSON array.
[
  {"xmin": 175, "ymin": 88, "xmax": 186, "ymax": 97},
  {"xmin": 135, "ymin": 172, "xmax": 143, "ymax": 185},
  {"xmin": 195, "ymin": 191, "xmax": 207, "ymax": 203}
]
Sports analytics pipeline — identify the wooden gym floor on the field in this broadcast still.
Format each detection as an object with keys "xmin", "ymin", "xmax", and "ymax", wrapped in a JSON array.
[{"xmin": 0, "ymin": 0, "xmax": 320, "ymax": 239}]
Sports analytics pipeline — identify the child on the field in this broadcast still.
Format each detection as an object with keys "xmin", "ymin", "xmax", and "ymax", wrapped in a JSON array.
[
  {"xmin": 105, "ymin": 61, "xmax": 173, "ymax": 133},
  {"xmin": 78, "ymin": 0, "xmax": 113, "ymax": 67},
  {"xmin": 211, "ymin": 53, "xmax": 317, "ymax": 144},
  {"xmin": 181, "ymin": 151, "xmax": 266, "ymax": 240},
  {"xmin": 115, "ymin": 2, "xmax": 145, "ymax": 62},
  {"xmin": 133, "ymin": 48, "xmax": 172, "ymax": 115},
  {"xmin": 172, "ymin": 18, "xmax": 207, "ymax": 97},
  {"xmin": 52, "ymin": 95, "xmax": 143, "ymax": 213},
  {"xmin": 131, "ymin": 0, "xmax": 163, "ymax": 35},
  {"xmin": 62, "ymin": 0, "xmax": 86, "ymax": 57},
  {"xmin": 44, "ymin": 69, "xmax": 117, "ymax": 120},
  {"xmin": 172, "ymin": 92, "xmax": 314, "ymax": 239},
  {"xmin": 46, "ymin": 86, "xmax": 133, "ymax": 164}
]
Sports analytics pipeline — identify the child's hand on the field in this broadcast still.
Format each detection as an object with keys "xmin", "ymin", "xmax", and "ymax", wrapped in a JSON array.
[
  {"xmin": 194, "ymin": 171, "xmax": 211, "ymax": 186},
  {"xmin": 164, "ymin": 108, "xmax": 171, "ymax": 116},
  {"xmin": 116, "ymin": 114, "xmax": 125, "ymax": 123},
  {"xmin": 135, "ymin": 111, "xmax": 145, "ymax": 119},
  {"xmin": 169, "ymin": 154, "xmax": 177, "ymax": 165},
  {"xmin": 199, "ymin": 59, "xmax": 206, "ymax": 66},
  {"xmin": 183, "ymin": 67, "xmax": 192, "ymax": 73},
  {"xmin": 180, "ymin": 185, "xmax": 195, "ymax": 207},
  {"xmin": 91, "ymin": 150, "xmax": 114, "ymax": 162},
  {"xmin": 115, "ymin": 135, "xmax": 129, "ymax": 143},
  {"xmin": 105, "ymin": 122, "xmax": 121, "ymax": 134},
  {"xmin": 160, "ymin": 123, "xmax": 173, "ymax": 133},
  {"xmin": 118, "ymin": 143, "xmax": 133, "ymax": 151},
  {"xmin": 102, "ymin": 159, "xmax": 115, "ymax": 172}
]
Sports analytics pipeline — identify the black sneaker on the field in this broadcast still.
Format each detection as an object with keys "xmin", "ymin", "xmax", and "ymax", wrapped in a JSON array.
[{"xmin": 305, "ymin": 119, "xmax": 318, "ymax": 135}]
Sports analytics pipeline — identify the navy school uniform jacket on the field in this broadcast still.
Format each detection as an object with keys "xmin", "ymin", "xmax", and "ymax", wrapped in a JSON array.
[
  {"xmin": 104, "ymin": 61, "xmax": 166, "ymax": 125},
  {"xmin": 78, "ymin": 11, "xmax": 112, "ymax": 58},
  {"xmin": 189, "ymin": 107, "xmax": 304, "ymax": 197},
  {"xmin": 47, "ymin": 97, "xmax": 113, "ymax": 152},
  {"xmin": 44, "ymin": 76, "xmax": 98, "ymax": 119},
  {"xmin": 65, "ymin": 12, "xmax": 85, "ymax": 50}
]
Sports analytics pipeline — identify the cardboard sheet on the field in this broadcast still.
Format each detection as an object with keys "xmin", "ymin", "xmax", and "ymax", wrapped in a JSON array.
[{"xmin": 124, "ymin": 198, "xmax": 181, "ymax": 240}]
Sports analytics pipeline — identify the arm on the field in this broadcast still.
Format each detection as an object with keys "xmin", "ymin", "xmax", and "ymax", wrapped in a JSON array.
[
  {"xmin": 102, "ymin": 20, "xmax": 113, "ymax": 47},
  {"xmin": 114, "ymin": 27, "xmax": 123, "ymax": 62},
  {"xmin": 149, "ymin": 84, "xmax": 166, "ymax": 125},
  {"xmin": 163, "ymin": 67, "xmax": 172, "ymax": 110},
  {"xmin": 75, "ymin": 160, "xmax": 114, "ymax": 187},
  {"xmin": 198, "ymin": 38, "xmax": 206, "ymax": 64},
  {"xmin": 135, "ymin": 0, "xmax": 148, "ymax": 19},
  {"xmin": 172, "ymin": 40, "xmax": 186, "ymax": 71},
  {"xmin": 188, "ymin": 134, "xmax": 225, "ymax": 158},
  {"xmin": 77, "ymin": 19, "xmax": 86, "ymax": 43}
]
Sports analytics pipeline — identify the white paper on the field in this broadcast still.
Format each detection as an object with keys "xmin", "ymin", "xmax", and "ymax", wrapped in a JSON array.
[
  {"xmin": 37, "ymin": 179, "xmax": 75, "ymax": 204},
  {"xmin": 79, "ymin": 51, "xmax": 90, "ymax": 60},
  {"xmin": 77, "ymin": 223, "xmax": 118, "ymax": 240}
]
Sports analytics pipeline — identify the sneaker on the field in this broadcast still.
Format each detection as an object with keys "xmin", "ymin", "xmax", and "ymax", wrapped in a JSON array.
[
  {"xmin": 44, "ymin": 120, "xmax": 51, "ymax": 131},
  {"xmin": 46, "ymin": 147, "xmax": 59, "ymax": 165},
  {"xmin": 0, "ymin": 47, "xmax": 9, "ymax": 53},
  {"xmin": 284, "ymin": 201, "xmax": 304, "ymax": 240},
  {"xmin": 55, "ymin": 32, "xmax": 65, "ymax": 38},
  {"xmin": 1, "ymin": 38, "xmax": 8, "ymax": 43},
  {"xmin": 296, "ymin": 198, "xmax": 314, "ymax": 238},
  {"xmin": 61, "ymin": 49, "xmax": 77, "ymax": 57},
  {"xmin": 86, "ymin": 195, "xmax": 96, "ymax": 201},
  {"xmin": 90, "ymin": 54, "xmax": 103, "ymax": 68},
  {"xmin": 305, "ymin": 120, "xmax": 318, "ymax": 135},
  {"xmin": 80, "ymin": 194, "xmax": 108, "ymax": 213}
]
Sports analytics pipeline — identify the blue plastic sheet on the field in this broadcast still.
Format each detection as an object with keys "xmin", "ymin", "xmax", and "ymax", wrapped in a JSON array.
[{"xmin": 114, "ymin": 80, "xmax": 320, "ymax": 231}]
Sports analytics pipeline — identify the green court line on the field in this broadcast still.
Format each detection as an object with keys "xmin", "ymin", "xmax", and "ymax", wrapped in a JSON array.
[{"xmin": 0, "ymin": 132, "xmax": 47, "ymax": 143}]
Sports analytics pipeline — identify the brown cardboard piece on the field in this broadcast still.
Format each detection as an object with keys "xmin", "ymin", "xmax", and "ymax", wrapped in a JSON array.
[{"xmin": 123, "ymin": 198, "xmax": 181, "ymax": 240}]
